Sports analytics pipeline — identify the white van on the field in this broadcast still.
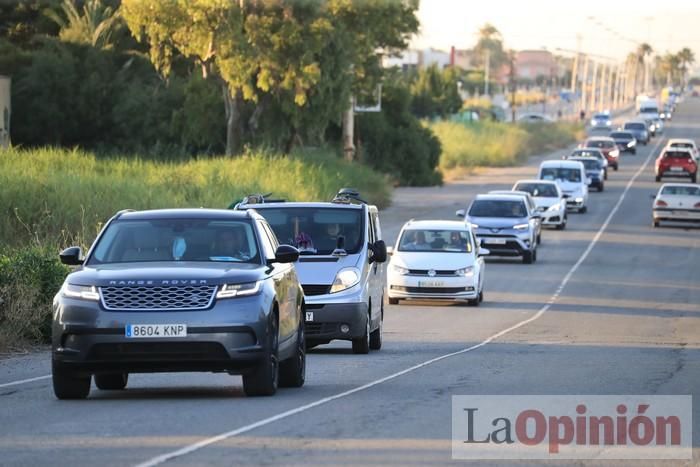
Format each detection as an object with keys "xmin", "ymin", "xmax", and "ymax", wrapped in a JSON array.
[{"xmin": 537, "ymin": 160, "xmax": 589, "ymax": 213}]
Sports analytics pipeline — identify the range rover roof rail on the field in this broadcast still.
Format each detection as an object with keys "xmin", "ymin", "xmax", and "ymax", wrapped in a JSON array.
[{"xmin": 331, "ymin": 188, "xmax": 367, "ymax": 205}]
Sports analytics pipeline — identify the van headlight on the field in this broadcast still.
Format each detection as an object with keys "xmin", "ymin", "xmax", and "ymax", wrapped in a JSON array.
[
  {"xmin": 391, "ymin": 264, "xmax": 409, "ymax": 276},
  {"xmin": 330, "ymin": 268, "xmax": 360, "ymax": 293},
  {"xmin": 216, "ymin": 281, "xmax": 262, "ymax": 299},
  {"xmin": 62, "ymin": 283, "xmax": 100, "ymax": 301},
  {"xmin": 455, "ymin": 266, "xmax": 474, "ymax": 277}
]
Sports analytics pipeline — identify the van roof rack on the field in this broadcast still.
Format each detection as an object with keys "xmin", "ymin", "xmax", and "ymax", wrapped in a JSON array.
[
  {"xmin": 229, "ymin": 193, "xmax": 286, "ymax": 209},
  {"xmin": 331, "ymin": 188, "xmax": 367, "ymax": 205}
]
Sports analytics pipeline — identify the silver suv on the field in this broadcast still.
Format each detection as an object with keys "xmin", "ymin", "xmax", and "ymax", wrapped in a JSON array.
[
  {"xmin": 457, "ymin": 194, "xmax": 540, "ymax": 264},
  {"xmin": 236, "ymin": 189, "xmax": 387, "ymax": 353}
]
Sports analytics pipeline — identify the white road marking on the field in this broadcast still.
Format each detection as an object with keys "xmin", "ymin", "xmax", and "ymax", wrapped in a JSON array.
[
  {"xmin": 0, "ymin": 374, "xmax": 50, "ymax": 389},
  {"xmin": 135, "ymin": 140, "xmax": 666, "ymax": 467}
]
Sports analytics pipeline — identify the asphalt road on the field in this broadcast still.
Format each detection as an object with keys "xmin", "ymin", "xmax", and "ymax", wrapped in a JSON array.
[{"xmin": 1, "ymin": 100, "xmax": 699, "ymax": 466}]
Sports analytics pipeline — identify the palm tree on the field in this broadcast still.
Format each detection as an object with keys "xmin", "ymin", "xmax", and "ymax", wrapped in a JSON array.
[
  {"xmin": 47, "ymin": 0, "xmax": 121, "ymax": 49},
  {"xmin": 677, "ymin": 47, "xmax": 695, "ymax": 87},
  {"xmin": 636, "ymin": 43, "xmax": 653, "ymax": 92}
]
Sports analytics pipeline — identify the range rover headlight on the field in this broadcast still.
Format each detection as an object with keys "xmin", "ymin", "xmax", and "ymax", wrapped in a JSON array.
[
  {"xmin": 216, "ymin": 281, "xmax": 262, "ymax": 299},
  {"xmin": 62, "ymin": 283, "xmax": 99, "ymax": 301},
  {"xmin": 330, "ymin": 267, "xmax": 360, "ymax": 293}
]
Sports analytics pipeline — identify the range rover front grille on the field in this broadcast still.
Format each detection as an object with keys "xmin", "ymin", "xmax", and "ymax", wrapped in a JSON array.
[{"xmin": 100, "ymin": 285, "xmax": 217, "ymax": 311}]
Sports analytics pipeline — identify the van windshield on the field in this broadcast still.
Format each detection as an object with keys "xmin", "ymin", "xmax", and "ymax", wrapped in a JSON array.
[
  {"xmin": 540, "ymin": 168, "xmax": 582, "ymax": 182},
  {"xmin": 254, "ymin": 207, "xmax": 363, "ymax": 255}
]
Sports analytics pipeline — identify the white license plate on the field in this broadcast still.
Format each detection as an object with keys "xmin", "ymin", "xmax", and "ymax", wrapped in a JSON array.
[
  {"xmin": 670, "ymin": 167, "xmax": 684, "ymax": 172},
  {"xmin": 125, "ymin": 324, "xmax": 187, "ymax": 338},
  {"xmin": 486, "ymin": 238, "xmax": 507, "ymax": 244},
  {"xmin": 419, "ymin": 280, "xmax": 444, "ymax": 287},
  {"xmin": 305, "ymin": 312, "xmax": 314, "ymax": 322}
]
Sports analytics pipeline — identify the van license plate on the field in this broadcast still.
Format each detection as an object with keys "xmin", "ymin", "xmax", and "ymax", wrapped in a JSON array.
[{"xmin": 126, "ymin": 324, "xmax": 187, "ymax": 338}]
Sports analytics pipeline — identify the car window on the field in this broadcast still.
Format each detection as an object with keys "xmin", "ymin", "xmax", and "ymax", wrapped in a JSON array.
[
  {"xmin": 586, "ymin": 140, "xmax": 614, "ymax": 148},
  {"xmin": 661, "ymin": 186, "xmax": 700, "ymax": 196},
  {"xmin": 255, "ymin": 207, "xmax": 363, "ymax": 255},
  {"xmin": 469, "ymin": 200, "xmax": 528, "ymax": 218},
  {"xmin": 669, "ymin": 143, "xmax": 693, "ymax": 149},
  {"xmin": 398, "ymin": 229, "xmax": 472, "ymax": 253},
  {"xmin": 540, "ymin": 168, "xmax": 582, "ymax": 183},
  {"xmin": 572, "ymin": 150, "xmax": 602, "ymax": 159},
  {"xmin": 664, "ymin": 151, "xmax": 693, "ymax": 159},
  {"xmin": 610, "ymin": 132, "xmax": 631, "ymax": 139},
  {"xmin": 89, "ymin": 219, "xmax": 261, "ymax": 264},
  {"xmin": 572, "ymin": 159, "xmax": 600, "ymax": 170},
  {"xmin": 625, "ymin": 123, "xmax": 645, "ymax": 130},
  {"xmin": 514, "ymin": 183, "xmax": 559, "ymax": 198}
]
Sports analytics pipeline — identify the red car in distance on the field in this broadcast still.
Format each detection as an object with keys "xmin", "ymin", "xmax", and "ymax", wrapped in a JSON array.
[
  {"xmin": 655, "ymin": 148, "xmax": 698, "ymax": 183},
  {"xmin": 580, "ymin": 137, "xmax": 620, "ymax": 171}
]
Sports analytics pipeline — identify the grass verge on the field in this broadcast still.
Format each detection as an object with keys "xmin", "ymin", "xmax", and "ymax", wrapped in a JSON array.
[{"xmin": 430, "ymin": 120, "xmax": 585, "ymax": 178}]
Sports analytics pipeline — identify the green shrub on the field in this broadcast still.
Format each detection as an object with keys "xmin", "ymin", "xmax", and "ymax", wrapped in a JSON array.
[
  {"xmin": 0, "ymin": 247, "xmax": 69, "ymax": 350},
  {"xmin": 357, "ymin": 82, "xmax": 442, "ymax": 186},
  {"xmin": 0, "ymin": 146, "xmax": 391, "ymax": 249}
]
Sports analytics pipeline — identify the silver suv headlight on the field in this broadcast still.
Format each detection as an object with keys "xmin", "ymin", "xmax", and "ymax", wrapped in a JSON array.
[
  {"xmin": 216, "ymin": 281, "xmax": 262, "ymax": 299},
  {"xmin": 62, "ymin": 283, "xmax": 100, "ymax": 301},
  {"xmin": 513, "ymin": 223, "xmax": 529, "ymax": 230},
  {"xmin": 330, "ymin": 267, "xmax": 360, "ymax": 293}
]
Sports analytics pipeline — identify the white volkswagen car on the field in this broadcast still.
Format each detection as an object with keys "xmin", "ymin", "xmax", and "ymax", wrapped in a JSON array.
[
  {"xmin": 387, "ymin": 220, "xmax": 487, "ymax": 306},
  {"xmin": 512, "ymin": 179, "xmax": 568, "ymax": 229},
  {"xmin": 652, "ymin": 183, "xmax": 700, "ymax": 227}
]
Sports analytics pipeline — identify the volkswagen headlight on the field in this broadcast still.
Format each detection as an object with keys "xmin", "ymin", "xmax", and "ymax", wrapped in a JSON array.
[
  {"xmin": 62, "ymin": 283, "xmax": 99, "ymax": 301},
  {"xmin": 455, "ymin": 266, "xmax": 474, "ymax": 277},
  {"xmin": 330, "ymin": 267, "xmax": 360, "ymax": 293},
  {"xmin": 216, "ymin": 281, "xmax": 262, "ymax": 299},
  {"xmin": 513, "ymin": 223, "xmax": 529, "ymax": 230},
  {"xmin": 391, "ymin": 264, "xmax": 409, "ymax": 276}
]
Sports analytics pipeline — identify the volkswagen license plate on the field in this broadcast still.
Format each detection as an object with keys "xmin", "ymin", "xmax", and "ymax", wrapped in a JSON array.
[{"xmin": 126, "ymin": 324, "xmax": 187, "ymax": 338}]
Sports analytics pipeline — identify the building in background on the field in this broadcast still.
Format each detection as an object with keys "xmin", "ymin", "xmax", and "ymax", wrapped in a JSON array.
[
  {"xmin": 383, "ymin": 48, "xmax": 450, "ymax": 71},
  {"xmin": 0, "ymin": 76, "xmax": 10, "ymax": 148},
  {"xmin": 515, "ymin": 50, "xmax": 557, "ymax": 81}
]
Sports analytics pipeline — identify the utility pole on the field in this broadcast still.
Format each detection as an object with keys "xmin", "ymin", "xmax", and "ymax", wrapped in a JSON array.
[
  {"xmin": 342, "ymin": 95, "xmax": 355, "ymax": 161},
  {"xmin": 484, "ymin": 49, "xmax": 490, "ymax": 96},
  {"xmin": 590, "ymin": 61, "xmax": 598, "ymax": 113},
  {"xmin": 580, "ymin": 55, "xmax": 589, "ymax": 115},
  {"xmin": 509, "ymin": 51, "xmax": 517, "ymax": 122}
]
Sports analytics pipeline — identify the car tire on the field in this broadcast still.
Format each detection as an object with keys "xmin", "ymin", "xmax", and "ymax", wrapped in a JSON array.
[
  {"xmin": 655, "ymin": 175, "xmax": 661, "ymax": 182},
  {"xmin": 691, "ymin": 174, "xmax": 697, "ymax": 183},
  {"xmin": 631, "ymin": 149, "xmax": 636, "ymax": 155},
  {"xmin": 94, "ymin": 373, "xmax": 128, "ymax": 390},
  {"xmin": 52, "ymin": 360, "xmax": 90, "ymax": 400},
  {"xmin": 388, "ymin": 297, "xmax": 399, "ymax": 305},
  {"xmin": 467, "ymin": 297, "xmax": 480, "ymax": 306},
  {"xmin": 369, "ymin": 304, "xmax": 383, "ymax": 351},
  {"xmin": 613, "ymin": 164, "xmax": 618, "ymax": 171},
  {"xmin": 352, "ymin": 311, "xmax": 370, "ymax": 354},
  {"xmin": 579, "ymin": 205, "xmax": 587, "ymax": 214},
  {"xmin": 537, "ymin": 233, "xmax": 541, "ymax": 245},
  {"xmin": 522, "ymin": 251, "xmax": 534, "ymax": 264},
  {"xmin": 279, "ymin": 318, "xmax": 305, "ymax": 388},
  {"xmin": 598, "ymin": 183, "xmax": 604, "ymax": 192},
  {"xmin": 652, "ymin": 219, "xmax": 660, "ymax": 228},
  {"xmin": 604, "ymin": 170, "xmax": 608, "ymax": 180},
  {"xmin": 243, "ymin": 314, "xmax": 279, "ymax": 396},
  {"xmin": 478, "ymin": 290, "xmax": 484, "ymax": 303}
]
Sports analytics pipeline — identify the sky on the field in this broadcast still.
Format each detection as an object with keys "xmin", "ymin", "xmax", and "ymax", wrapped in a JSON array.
[{"xmin": 412, "ymin": 0, "xmax": 700, "ymax": 71}]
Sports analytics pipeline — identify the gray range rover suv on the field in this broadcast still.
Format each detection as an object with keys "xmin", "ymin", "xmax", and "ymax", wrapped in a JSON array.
[{"xmin": 52, "ymin": 209, "xmax": 305, "ymax": 399}]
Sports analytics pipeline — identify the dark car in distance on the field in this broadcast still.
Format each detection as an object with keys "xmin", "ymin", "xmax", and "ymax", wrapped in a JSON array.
[
  {"xmin": 52, "ymin": 209, "xmax": 306, "ymax": 399},
  {"xmin": 609, "ymin": 130, "xmax": 637, "ymax": 155}
]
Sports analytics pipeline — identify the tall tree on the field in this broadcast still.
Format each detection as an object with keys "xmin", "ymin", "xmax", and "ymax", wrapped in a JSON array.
[
  {"xmin": 636, "ymin": 42, "xmax": 653, "ymax": 91},
  {"xmin": 677, "ymin": 47, "xmax": 695, "ymax": 87},
  {"xmin": 472, "ymin": 23, "xmax": 506, "ymax": 81},
  {"xmin": 46, "ymin": 0, "xmax": 122, "ymax": 49}
]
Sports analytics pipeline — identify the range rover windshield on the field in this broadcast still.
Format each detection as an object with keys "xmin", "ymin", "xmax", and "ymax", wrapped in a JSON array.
[
  {"xmin": 255, "ymin": 207, "xmax": 363, "ymax": 255},
  {"xmin": 88, "ymin": 219, "xmax": 261, "ymax": 264}
]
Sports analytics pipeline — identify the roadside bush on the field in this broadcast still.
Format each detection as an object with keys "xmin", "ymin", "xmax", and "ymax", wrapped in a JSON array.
[
  {"xmin": 357, "ymin": 82, "xmax": 442, "ymax": 186},
  {"xmin": 0, "ymin": 146, "xmax": 391, "ymax": 249},
  {"xmin": 432, "ymin": 120, "xmax": 584, "ymax": 173},
  {"xmin": 0, "ymin": 247, "xmax": 69, "ymax": 351}
]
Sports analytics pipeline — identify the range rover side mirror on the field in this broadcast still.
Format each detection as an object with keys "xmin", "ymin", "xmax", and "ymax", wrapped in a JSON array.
[
  {"xmin": 59, "ymin": 246, "xmax": 84, "ymax": 265},
  {"xmin": 371, "ymin": 240, "xmax": 387, "ymax": 263},
  {"xmin": 273, "ymin": 244, "xmax": 299, "ymax": 264}
]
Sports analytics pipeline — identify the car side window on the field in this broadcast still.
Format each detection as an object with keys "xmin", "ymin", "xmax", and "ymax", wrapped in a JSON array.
[
  {"xmin": 261, "ymin": 222, "xmax": 279, "ymax": 250},
  {"xmin": 256, "ymin": 221, "xmax": 276, "ymax": 260}
]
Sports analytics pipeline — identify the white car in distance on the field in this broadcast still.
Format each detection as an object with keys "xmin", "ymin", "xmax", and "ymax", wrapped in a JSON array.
[
  {"xmin": 652, "ymin": 183, "xmax": 700, "ymax": 228},
  {"xmin": 512, "ymin": 179, "xmax": 568, "ymax": 230},
  {"xmin": 387, "ymin": 220, "xmax": 487, "ymax": 306}
]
